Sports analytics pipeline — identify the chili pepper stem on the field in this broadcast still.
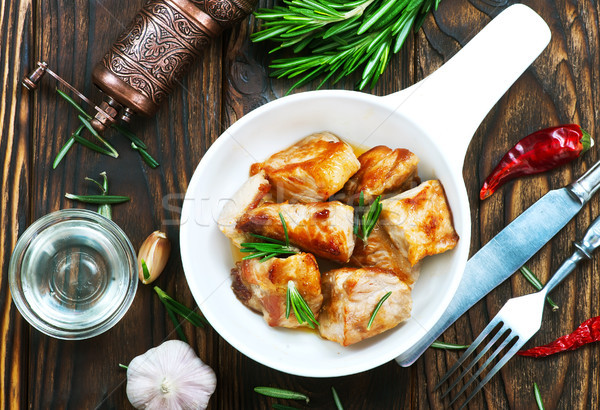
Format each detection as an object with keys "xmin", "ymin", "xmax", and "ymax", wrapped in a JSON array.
[{"xmin": 581, "ymin": 128, "xmax": 593, "ymax": 153}]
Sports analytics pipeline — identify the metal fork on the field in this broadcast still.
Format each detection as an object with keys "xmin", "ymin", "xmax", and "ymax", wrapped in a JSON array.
[{"xmin": 435, "ymin": 214, "xmax": 600, "ymax": 408}]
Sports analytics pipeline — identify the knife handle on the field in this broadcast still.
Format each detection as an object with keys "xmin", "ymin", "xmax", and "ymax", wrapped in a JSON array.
[{"xmin": 568, "ymin": 160, "xmax": 600, "ymax": 204}]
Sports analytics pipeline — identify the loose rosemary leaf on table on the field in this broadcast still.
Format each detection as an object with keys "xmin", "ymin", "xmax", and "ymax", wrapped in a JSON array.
[{"xmin": 252, "ymin": 0, "xmax": 442, "ymax": 92}]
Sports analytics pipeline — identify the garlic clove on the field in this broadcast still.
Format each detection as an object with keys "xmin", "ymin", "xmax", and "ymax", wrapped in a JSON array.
[
  {"xmin": 126, "ymin": 340, "xmax": 217, "ymax": 410},
  {"xmin": 138, "ymin": 231, "xmax": 171, "ymax": 284}
]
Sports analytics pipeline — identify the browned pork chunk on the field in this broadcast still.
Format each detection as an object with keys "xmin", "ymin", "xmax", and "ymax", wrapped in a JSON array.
[
  {"xmin": 231, "ymin": 253, "xmax": 322, "ymax": 328},
  {"xmin": 318, "ymin": 267, "xmax": 412, "ymax": 346},
  {"xmin": 218, "ymin": 171, "xmax": 271, "ymax": 247},
  {"xmin": 250, "ymin": 132, "xmax": 360, "ymax": 203},
  {"xmin": 380, "ymin": 180, "xmax": 459, "ymax": 266},
  {"xmin": 237, "ymin": 201, "xmax": 355, "ymax": 263},
  {"xmin": 350, "ymin": 224, "xmax": 420, "ymax": 287},
  {"xmin": 342, "ymin": 145, "xmax": 419, "ymax": 204}
]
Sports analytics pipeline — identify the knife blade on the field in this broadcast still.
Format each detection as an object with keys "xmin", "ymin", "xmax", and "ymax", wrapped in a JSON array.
[{"xmin": 395, "ymin": 160, "xmax": 600, "ymax": 367}]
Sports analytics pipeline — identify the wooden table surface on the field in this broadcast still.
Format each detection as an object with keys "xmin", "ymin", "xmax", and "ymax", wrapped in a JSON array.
[{"xmin": 2, "ymin": 0, "xmax": 600, "ymax": 408}]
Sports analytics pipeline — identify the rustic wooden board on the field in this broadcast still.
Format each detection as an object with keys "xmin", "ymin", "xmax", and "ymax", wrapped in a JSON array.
[
  {"xmin": 0, "ymin": 0, "xmax": 31, "ymax": 408},
  {"xmin": 1, "ymin": 0, "xmax": 599, "ymax": 408}
]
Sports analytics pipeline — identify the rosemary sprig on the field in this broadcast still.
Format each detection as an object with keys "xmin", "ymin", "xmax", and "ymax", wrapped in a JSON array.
[
  {"xmin": 520, "ymin": 266, "xmax": 559, "ymax": 311},
  {"xmin": 534, "ymin": 382, "xmax": 545, "ymax": 410},
  {"xmin": 286, "ymin": 281, "xmax": 319, "ymax": 328},
  {"xmin": 430, "ymin": 340, "xmax": 470, "ymax": 350},
  {"xmin": 55, "ymin": 88, "xmax": 159, "ymax": 166},
  {"xmin": 85, "ymin": 172, "xmax": 112, "ymax": 219},
  {"xmin": 65, "ymin": 193, "xmax": 130, "ymax": 204},
  {"xmin": 240, "ymin": 212, "xmax": 299, "ymax": 261},
  {"xmin": 367, "ymin": 291, "xmax": 391, "ymax": 330},
  {"xmin": 252, "ymin": 0, "xmax": 441, "ymax": 92},
  {"xmin": 354, "ymin": 192, "xmax": 382, "ymax": 243},
  {"xmin": 154, "ymin": 286, "xmax": 209, "ymax": 328},
  {"xmin": 254, "ymin": 387, "xmax": 310, "ymax": 403}
]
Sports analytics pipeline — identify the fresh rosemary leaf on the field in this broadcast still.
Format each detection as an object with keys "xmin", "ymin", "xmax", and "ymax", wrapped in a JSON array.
[
  {"xmin": 73, "ymin": 134, "xmax": 118, "ymax": 158},
  {"xmin": 165, "ymin": 304, "xmax": 188, "ymax": 343},
  {"xmin": 112, "ymin": 124, "xmax": 148, "ymax": 149},
  {"xmin": 141, "ymin": 259, "xmax": 151, "ymax": 281},
  {"xmin": 65, "ymin": 193, "xmax": 130, "ymax": 204},
  {"xmin": 254, "ymin": 387, "xmax": 310, "ymax": 403},
  {"xmin": 332, "ymin": 386, "xmax": 344, "ymax": 410},
  {"xmin": 534, "ymin": 382, "xmax": 545, "ymax": 410},
  {"xmin": 240, "ymin": 213, "xmax": 299, "ymax": 261},
  {"xmin": 154, "ymin": 286, "xmax": 209, "ymax": 327},
  {"xmin": 286, "ymin": 281, "xmax": 319, "ymax": 328},
  {"xmin": 367, "ymin": 291, "xmax": 391, "ymax": 330},
  {"xmin": 519, "ymin": 266, "xmax": 559, "ymax": 311},
  {"xmin": 78, "ymin": 115, "xmax": 119, "ymax": 158},
  {"xmin": 97, "ymin": 172, "xmax": 112, "ymax": 219},
  {"xmin": 131, "ymin": 142, "xmax": 160, "ymax": 168},
  {"xmin": 430, "ymin": 341, "xmax": 470, "ymax": 350},
  {"xmin": 53, "ymin": 124, "xmax": 84, "ymax": 169},
  {"xmin": 56, "ymin": 88, "xmax": 92, "ymax": 120},
  {"xmin": 355, "ymin": 193, "xmax": 382, "ymax": 243},
  {"xmin": 86, "ymin": 172, "xmax": 112, "ymax": 219}
]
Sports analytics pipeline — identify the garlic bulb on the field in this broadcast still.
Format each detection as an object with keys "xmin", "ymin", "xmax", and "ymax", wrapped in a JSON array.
[{"xmin": 126, "ymin": 340, "xmax": 216, "ymax": 409}]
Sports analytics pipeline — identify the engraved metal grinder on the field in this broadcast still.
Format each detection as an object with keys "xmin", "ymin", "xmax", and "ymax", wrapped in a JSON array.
[{"xmin": 23, "ymin": 0, "xmax": 257, "ymax": 132}]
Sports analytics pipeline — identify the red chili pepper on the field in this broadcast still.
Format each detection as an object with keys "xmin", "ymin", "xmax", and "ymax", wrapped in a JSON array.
[
  {"xmin": 518, "ymin": 315, "xmax": 600, "ymax": 358},
  {"xmin": 480, "ymin": 124, "xmax": 592, "ymax": 200}
]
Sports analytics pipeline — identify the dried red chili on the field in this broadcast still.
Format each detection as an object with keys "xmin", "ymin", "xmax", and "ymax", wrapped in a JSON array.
[
  {"xmin": 480, "ymin": 124, "xmax": 592, "ymax": 200},
  {"xmin": 518, "ymin": 315, "xmax": 600, "ymax": 358}
]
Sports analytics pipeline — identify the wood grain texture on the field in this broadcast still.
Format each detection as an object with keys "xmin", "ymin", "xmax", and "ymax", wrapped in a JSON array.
[
  {"xmin": 1, "ymin": 0, "xmax": 599, "ymax": 408},
  {"xmin": 0, "ymin": 0, "xmax": 32, "ymax": 409}
]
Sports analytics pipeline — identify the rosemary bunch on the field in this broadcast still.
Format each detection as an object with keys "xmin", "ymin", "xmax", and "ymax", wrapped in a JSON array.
[{"xmin": 252, "ymin": 0, "xmax": 442, "ymax": 92}]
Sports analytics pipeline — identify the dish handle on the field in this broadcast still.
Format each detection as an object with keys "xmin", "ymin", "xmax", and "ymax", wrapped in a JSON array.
[{"xmin": 382, "ymin": 4, "xmax": 551, "ymax": 175}]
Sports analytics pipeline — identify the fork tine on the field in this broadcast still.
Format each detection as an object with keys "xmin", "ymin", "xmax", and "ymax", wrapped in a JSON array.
[
  {"xmin": 439, "ymin": 321, "xmax": 507, "ymax": 398},
  {"xmin": 442, "ymin": 324, "xmax": 510, "ymax": 400},
  {"xmin": 458, "ymin": 339, "xmax": 526, "ymax": 410},
  {"xmin": 449, "ymin": 332, "xmax": 519, "ymax": 407},
  {"xmin": 434, "ymin": 317, "xmax": 504, "ymax": 391}
]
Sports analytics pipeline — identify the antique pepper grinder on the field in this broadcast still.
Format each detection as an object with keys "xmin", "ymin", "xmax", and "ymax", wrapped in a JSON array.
[{"xmin": 24, "ymin": 0, "xmax": 257, "ymax": 132}]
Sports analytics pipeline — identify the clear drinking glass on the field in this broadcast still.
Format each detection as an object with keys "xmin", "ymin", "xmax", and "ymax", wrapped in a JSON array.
[{"xmin": 9, "ymin": 209, "xmax": 138, "ymax": 339}]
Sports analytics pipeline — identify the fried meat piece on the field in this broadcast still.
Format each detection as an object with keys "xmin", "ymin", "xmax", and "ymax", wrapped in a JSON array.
[
  {"xmin": 250, "ymin": 132, "xmax": 360, "ymax": 202},
  {"xmin": 380, "ymin": 180, "xmax": 459, "ymax": 266},
  {"xmin": 342, "ymin": 145, "xmax": 419, "ymax": 204},
  {"xmin": 237, "ymin": 201, "xmax": 355, "ymax": 263},
  {"xmin": 318, "ymin": 267, "xmax": 412, "ymax": 346},
  {"xmin": 350, "ymin": 224, "xmax": 420, "ymax": 286},
  {"xmin": 218, "ymin": 171, "xmax": 271, "ymax": 247},
  {"xmin": 230, "ymin": 253, "xmax": 322, "ymax": 328}
]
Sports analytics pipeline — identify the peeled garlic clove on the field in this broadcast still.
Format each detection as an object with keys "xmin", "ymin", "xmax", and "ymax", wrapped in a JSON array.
[
  {"xmin": 138, "ymin": 230, "xmax": 171, "ymax": 284},
  {"xmin": 126, "ymin": 340, "xmax": 216, "ymax": 410}
]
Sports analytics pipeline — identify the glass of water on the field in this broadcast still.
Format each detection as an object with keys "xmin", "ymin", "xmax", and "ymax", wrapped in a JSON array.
[{"xmin": 9, "ymin": 209, "xmax": 138, "ymax": 339}]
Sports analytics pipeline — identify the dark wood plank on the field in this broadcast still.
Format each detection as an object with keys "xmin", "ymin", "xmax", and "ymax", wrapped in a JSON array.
[
  {"xmin": 414, "ymin": 0, "xmax": 600, "ymax": 409},
  {"xmin": 28, "ymin": 0, "xmax": 224, "ymax": 407},
  {"xmin": 0, "ymin": 0, "xmax": 32, "ymax": 408}
]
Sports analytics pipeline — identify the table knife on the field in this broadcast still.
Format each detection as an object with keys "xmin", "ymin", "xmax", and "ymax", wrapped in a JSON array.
[{"xmin": 396, "ymin": 159, "xmax": 600, "ymax": 367}]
